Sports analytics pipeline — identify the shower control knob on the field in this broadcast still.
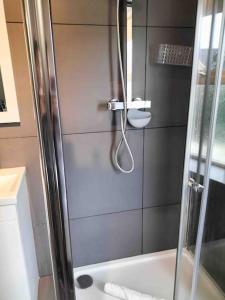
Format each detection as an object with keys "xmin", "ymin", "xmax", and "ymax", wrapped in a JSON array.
[{"xmin": 108, "ymin": 99, "xmax": 123, "ymax": 110}]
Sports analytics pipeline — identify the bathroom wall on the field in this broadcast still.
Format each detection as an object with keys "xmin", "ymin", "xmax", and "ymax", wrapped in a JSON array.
[
  {"xmin": 0, "ymin": 0, "xmax": 51, "ymax": 276},
  {"xmin": 0, "ymin": 0, "xmax": 197, "ymax": 272},
  {"xmin": 50, "ymin": 0, "xmax": 197, "ymax": 267}
]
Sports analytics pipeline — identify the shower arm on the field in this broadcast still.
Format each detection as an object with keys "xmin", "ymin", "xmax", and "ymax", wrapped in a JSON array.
[{"xmin": 108, "ymin": 0, "xmax": 151, "ymax": 111}]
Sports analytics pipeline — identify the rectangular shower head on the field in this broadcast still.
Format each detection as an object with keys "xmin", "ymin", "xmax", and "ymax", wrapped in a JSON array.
[{"xmin": 156, "ymin": 44, "xmax": 193, "ymax": 67}]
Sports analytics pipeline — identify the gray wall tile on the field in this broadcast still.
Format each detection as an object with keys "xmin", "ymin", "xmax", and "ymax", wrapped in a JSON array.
[
  {"xmin": 51, "ymin": 0, "xmax": 147, "ymax": 26},
  {"xmin": 143, "ymin": 205, "xmax": 180, "ymax": 254},
  {"xmin": 0, "ymin": 24, "xmax": 37, "ymax": 138},
  {"xmin": 143, "ymin": 127, "xmax": 186, "ymax": 208},
  {"xmin": 3, "ymin": 0, "xmax": 23, "ymax": 23},
  {"xmin": 54, "ymin": 25, "xmax": 146, "ymax": 134},
  {"xmin": 148, "ymin": 0, "xmax": 197, "ymax": 27},
  {"xmin": 70, "ymin": 210, "xmax": 142, "ymax": 267},
  {"xmin": 54, "ymin": 25, "xmax": 119, "ymax": 134},
  {"xmin": 146, "ymin": 27, "xmax": 194, "ymax": 128},
  {"xmin": 63, "ymin": 130, "xmax": 143, "ymax": 219}
]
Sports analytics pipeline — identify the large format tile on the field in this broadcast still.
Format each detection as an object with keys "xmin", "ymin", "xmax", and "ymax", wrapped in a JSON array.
[
  {"xmin": 54, "ymin": 25, "xmax": 146, "ymax": 134},
  {"xmin": 0, "ymin": 137, "xmax": 46, "ymax": 225},
  {"xmin": 146, "ymin": 27, "xmax": 194, "ymax": 128},
  {"xmin": 3, "ymin": 0, "xmax": 23, "ymax": 22},
  {"xmin": 51, "ymin": 0, "xmax": 147, "ymax": 26},
  {"xmin": 143, "ymin": 127, "xmax": 186, "ymax": 208},
  {"xmin": 143, "ymin": 205, "xmax": 180, "ymax": 254},
  {"xmin": 148, "ymin": 0, "xmax": 197, "ymax": 27},
  {"xmin": 0, "ymin": 24, "xmax": 37, "ymax": 138},
  {"xmin": 70, "ymin": 210, "xmax": 142, "ymax": 267},
  {"xmin": 63, "ymin": 130, "xmax": 143, "ymax": 219}
]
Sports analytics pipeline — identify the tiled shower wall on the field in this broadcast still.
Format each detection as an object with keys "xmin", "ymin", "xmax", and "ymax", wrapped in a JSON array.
[
  {"xmin": 52, "ymin": 0, "xmax": 197, "ymax": 267},
  {"xmin": 0, "ymin": 0, "xmax": 197, "ymax": 274}
]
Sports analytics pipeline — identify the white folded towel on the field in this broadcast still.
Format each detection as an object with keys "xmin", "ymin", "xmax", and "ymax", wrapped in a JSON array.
[{"xmin": 104, "ymin": 282, "xmax": 165, "ymax": 300}]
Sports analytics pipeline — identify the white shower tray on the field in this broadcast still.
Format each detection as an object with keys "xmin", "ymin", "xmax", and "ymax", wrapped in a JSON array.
[{"xmin": 74, "ymin": 249, "xmax": 225, "ymax": 300}]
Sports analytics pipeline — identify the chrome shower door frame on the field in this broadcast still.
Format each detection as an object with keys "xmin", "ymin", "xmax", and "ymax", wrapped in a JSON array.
[
  {"xmin": 22, "ymin": 0, "xmax": 75, "ymax": 299},
  {"xmin": 174, "ymin": 0, "xmax": 225, "ymax": 299}
]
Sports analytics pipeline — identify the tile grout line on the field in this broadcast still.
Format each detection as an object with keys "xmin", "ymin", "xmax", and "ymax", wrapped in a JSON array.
[
  {"xmin": 6, "ymin": 22, "xmax": 195, "ymax": 30},
  {"xmin": 69, "ymin": 202, "xmax": 181, "ymax": 222},
  {"xmin": 6, "ymin": 21, "xmax": 23, "ymax": 24},
  {"xmin": 0, "ymin": 134, "xmax": 38, "ymax": 140},
  {"xmin": 53, "ymin": 22, "xmax": 147, "ymax": 28},
  {"xmin": 52, "ymin": 23, "xmax": 195, "ymax": 30},
  {"xmin": 0, "ymin": 127, "xmax": 187, "ymax": 140},
  {"xmin": 70, "ymin": 208, "xmax": 143, "ymax": 221},
  {"xmin": 62, "ymin": 124, "xmax": 187, "ymax": 136}
]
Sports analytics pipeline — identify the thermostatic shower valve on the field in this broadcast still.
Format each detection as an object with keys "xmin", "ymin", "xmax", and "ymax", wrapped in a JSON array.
[{"xmin": 108, "ymin": 98, "xmax": 151, "ymax": 111}]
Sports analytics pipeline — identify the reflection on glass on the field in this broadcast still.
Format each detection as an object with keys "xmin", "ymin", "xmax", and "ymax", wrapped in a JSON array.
[
  {"xmin": 0, "ymin": 67, "xmax": 6, "ymax": 112},
  {"xmin": 188, "ymin": 2, "xmax": 222, "ymax": 252},
  {"xmin": 195, "ymin": 40, "xmax": 225, "ymax": 296},
  {"xmin": 176, "ymin": 1, "xmax": 225, "ymax": 299},
  {"xmin": 191, "ymin": 11, "xmax": 222, "ymax": 161},
  {"xmin": 213, "ymin": 78, "xmax": 225, "ymax": 165}
]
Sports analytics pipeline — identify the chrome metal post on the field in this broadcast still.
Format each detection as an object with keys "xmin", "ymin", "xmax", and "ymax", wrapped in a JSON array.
[
  {"xmin": 173, "ymin": 0, "xmax": 204, "ymax": 298},
  {"xmin": 22, "ymin": 0, "xmax": 75, "ymax": 299},
  {"xmin": 174, "ymin": 0, "xmax": 225, "ymax": 299},
  {"xmin": 126, "ymin": 0, "xmax": 133, "ymax": 107},
  {"xmin": 107, "ymin": 0, "xmax": 151, "ymax": 111}
]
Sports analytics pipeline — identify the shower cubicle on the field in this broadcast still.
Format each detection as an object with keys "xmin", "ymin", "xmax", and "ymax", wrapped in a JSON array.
[{"xmin": 17, "ymin": 0, "xmax": 225, "ymax": 299}]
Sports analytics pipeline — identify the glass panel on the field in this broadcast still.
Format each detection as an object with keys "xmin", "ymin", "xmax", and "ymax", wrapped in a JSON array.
[
  {"xmin": 188, "ymin": 0, "xmax": 224, "ymax": 253},
  {"xmin": 195, "ymin": 40, "xmax": 225, "ymax": 299},
  {"xmin": 175, "ymin": 1, "xmax": 225, "ymax": 299}
]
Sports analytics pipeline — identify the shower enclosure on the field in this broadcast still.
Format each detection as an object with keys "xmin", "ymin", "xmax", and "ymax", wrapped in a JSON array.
[
  {"xmin": 17, "ymin": 0, "xmax": 225, "ymax": 299},
  {"xmin": 176, "ymin": 0, "xmax": 225, "ymax": 298}
]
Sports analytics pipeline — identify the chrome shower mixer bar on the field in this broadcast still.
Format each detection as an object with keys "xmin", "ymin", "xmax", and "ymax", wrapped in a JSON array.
[
  {"xmin": 108, "ymin": 98, "xmax": 151, "ymax": 110},
  {"xmin": 108, "ymin": 0, "xmax": 151, "ymax": 111}
]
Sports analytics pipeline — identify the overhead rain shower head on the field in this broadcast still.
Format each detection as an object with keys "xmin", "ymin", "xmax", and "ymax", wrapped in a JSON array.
[{"xmin": 155, "ymin": 44, "xmax": 193, "ymax": 67}]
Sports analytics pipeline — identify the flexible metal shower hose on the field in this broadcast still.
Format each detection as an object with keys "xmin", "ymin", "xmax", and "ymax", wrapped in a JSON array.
[{"xmin": 114, "ymin": 0, "xmax": 134, "ymax": 174}]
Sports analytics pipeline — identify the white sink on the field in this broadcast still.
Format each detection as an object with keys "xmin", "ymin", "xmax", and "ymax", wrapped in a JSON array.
[{"xmin": 0, "ymin": 167, "xmax": 25, "ymax": 205}]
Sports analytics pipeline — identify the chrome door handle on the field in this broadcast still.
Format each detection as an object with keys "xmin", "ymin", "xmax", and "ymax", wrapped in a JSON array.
[{"xmin": 188, "ymin": 178, "xmax": 204, "ymax": 193}]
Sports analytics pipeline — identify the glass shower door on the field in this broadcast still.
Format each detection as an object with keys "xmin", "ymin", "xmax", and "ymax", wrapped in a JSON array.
[
  {"xmin": 194, "ymin": 25, "xmax": 225, "ymax": 299},
  {"xmin": 175, "ymin": 0, "xmax": 225, "ymax": 299}
]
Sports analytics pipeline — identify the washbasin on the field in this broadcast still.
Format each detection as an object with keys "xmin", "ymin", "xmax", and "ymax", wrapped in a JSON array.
[{"xmin": 0, "ymin": 167, "xmax": 25, "ymax": 205}]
